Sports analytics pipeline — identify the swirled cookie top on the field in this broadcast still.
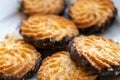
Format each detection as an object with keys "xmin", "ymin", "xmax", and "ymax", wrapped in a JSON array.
[
  {"xmin": 38, "ymin": 51, "xmax": 97, "ymax": 80},
  {"xmin": 23, "ymin": 0, "xmax": 64, "ymax": 15},
  {"xmin": 0, "ymin": 39, "xmax": 40, "ymax": 77},
  {"xmin": 69, "ymin": 0, "xmax": 115, "ymax": 28},
  {"xmin": 20, "ymin": 15, "xmax": 79, "ymax": 41},
  {"xmin": 73, "ymin": 35, "xmax": 120, "ymax": 70}
]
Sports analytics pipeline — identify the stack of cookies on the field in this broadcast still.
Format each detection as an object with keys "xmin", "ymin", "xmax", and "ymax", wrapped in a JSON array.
[
  {"xmin": 20, "ymin": 0, "xmax": 119, "ymax": 80},
  {"xmin": 0, "ymin": 0, "xmax": 119, "ymax": 80},
  {"xmin": 36, "ymin": 35, "xmax": 120, "ymax": 80}
]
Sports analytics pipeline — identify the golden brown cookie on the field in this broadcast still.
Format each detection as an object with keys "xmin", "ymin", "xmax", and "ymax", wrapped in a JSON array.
[
  {"xmin": 68, "ymin": 35, "xmax": 120, "ymax": 76},
  {"xmin": 0, "ymin": 39, "xmax": 41, "ymax": 80},
  {"xmin": 69, "ymin": 0, "xmax": 117, "ymax": 34},
  {"xmin": 37, "ymin": 51, "xmax": 97, "ymax": 80},
  {"xmin": 20, "ymin": 15, "xmax": 79, "ymax": 50},
  {"xmin": 22, "ymin": 0, "xmax": 65, "ymax": 16}
]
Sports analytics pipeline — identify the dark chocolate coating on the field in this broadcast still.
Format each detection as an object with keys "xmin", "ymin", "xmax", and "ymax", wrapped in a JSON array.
[
  {"xmin": 21, "ymin": 35, "xmax": 74, "ymax": 51},
  {"xmin": 96, "ymin": 75, "xmax": 120, "ymax": 80},
  {"xmin": 100, "ymin": 66, "xmax": 120, "ymax": 76},
  {"xmin": 22, "ymin": 56, "xmax": 42, "ymax": 79},
  {"xmin": 0, "ymin": 56, "xmax": 41, "ymax": 80},
  {"xmin": 68, "ymin": 40, "xmax": 120, "ymax": 76},
  {"xmin": 68, "ymin": 41, "xmax": 98, "ymax": 74}
]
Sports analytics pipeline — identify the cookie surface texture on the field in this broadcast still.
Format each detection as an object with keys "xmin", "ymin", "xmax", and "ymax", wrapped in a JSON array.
[{"xmin": 22, "ymin": 0, "xmax": 64, "ymax": 15}]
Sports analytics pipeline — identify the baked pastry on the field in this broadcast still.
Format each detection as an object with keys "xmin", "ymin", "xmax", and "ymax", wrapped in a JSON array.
[
  {"xmin": 0, "ymin": 39, "xmax": 41, "ymax": 80},
  {"xmin": 37, "ymin": 51, "xmax": 97, "ymax": 80},
  {"xmin": 68, "ymin": 35, "xmax": 120, "ymax": 76},
  {"xmin": 20, "ymin": 15, "xmax": 79, "ymax": 50},
  {"xmin": 69, "ymin": 0, "xmax": 117, "ymax": 34},
  {"xmin": 22, "ymin": 0, "xmax": 64, "ymax": 16}
]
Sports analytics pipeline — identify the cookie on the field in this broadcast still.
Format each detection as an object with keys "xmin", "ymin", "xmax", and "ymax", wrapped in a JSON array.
[
  {"xmin": 20, "ymin": 15, "xmax": 79, "ymax": 50},
  {"xmin": 0, "ymin": 39, "xmax": 41, "ymax": 80},
  {"xmin": 37, "ymin": 51, "xmax": 97, "ymax": 80},
  {"xmin": 22, "ymin": 0, "xmax": 64, "ymax": 16},
  {"xmin": 69, "ymin": 0, "xmax": 117, "ymax": 34},
  {"xmin": 68, "ymin": 35, "xmax": 120, "ymax": 76}
]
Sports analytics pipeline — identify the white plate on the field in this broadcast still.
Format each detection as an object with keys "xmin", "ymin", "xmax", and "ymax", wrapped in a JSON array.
[{"xmin": 0, "ymin": 0, "xmax": 120, "ymax": 80}]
